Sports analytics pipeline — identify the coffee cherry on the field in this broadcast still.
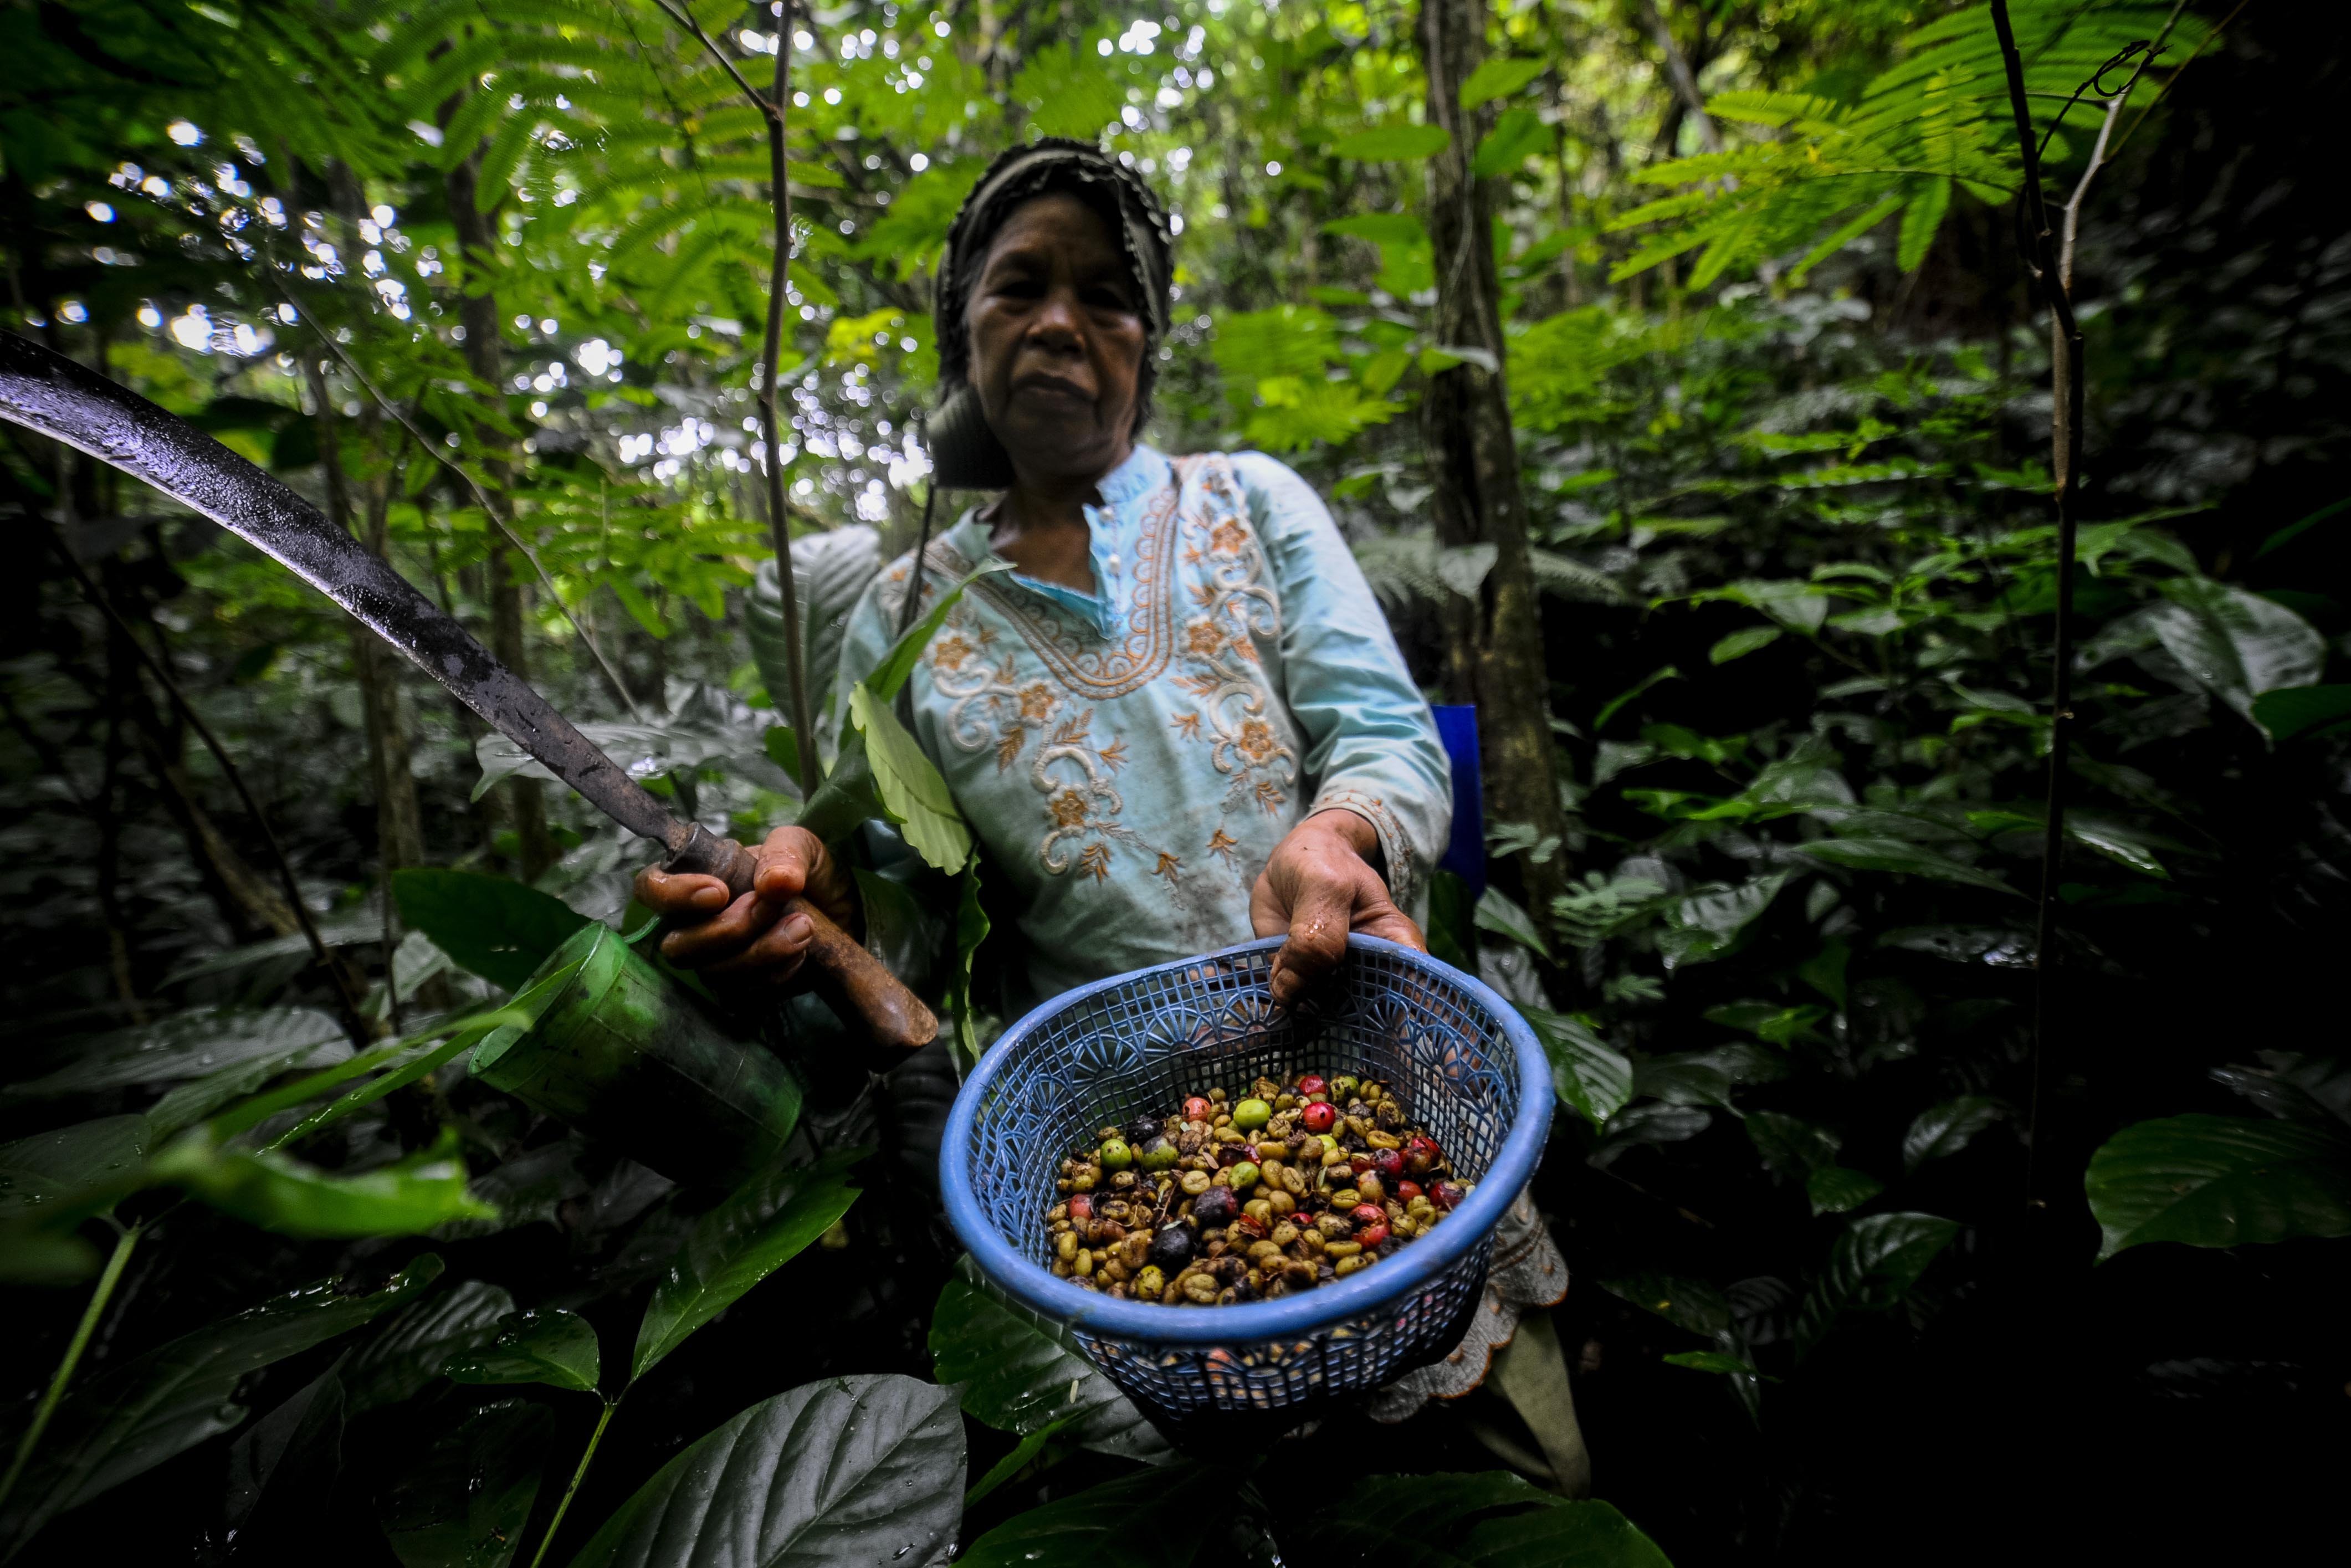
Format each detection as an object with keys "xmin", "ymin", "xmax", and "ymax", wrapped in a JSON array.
[{"xmin": 1301, "ymin": 1101, "xmax": 1338, "ymax": 1135}]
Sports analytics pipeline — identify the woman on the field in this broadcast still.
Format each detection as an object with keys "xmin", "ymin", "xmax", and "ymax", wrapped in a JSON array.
[{"xmin": 638, "ymin": 139, "xmax": 1450, "ymax": 1016}]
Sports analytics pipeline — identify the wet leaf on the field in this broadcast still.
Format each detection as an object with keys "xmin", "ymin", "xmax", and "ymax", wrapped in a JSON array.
[
  {"xmin": 1902, "ymin": 1095, "xmax": 2009, "ymax": 1173},
  {"xmin": 1796, "ymin": 837, "xmax": 2021, "ymax": 896},
  {"xmin": 0, "ymin": 1115, "xmax": 148, "ymax": 1213},
  {"xmin": 222, "ymin": 1364, "xmax": 344, "ymax": 1544},
  {"xmin": 1634, "ymin": 1044, "xmax": 1786, "ymax": 1110},
  {"xmin": 380, "ymin": 1398, "xmax": 554, "ymax": 1568},
  {"xmin": 633, "ymin": 1158, "xmax": 862, "ymax": 1380},
  {"xmin": 392, "ymin": 870, "xmax": 592, "ymax": 992},
  {"xmin": 1795, "ymin": 1213, "xmax": 1959, "ymax": 1355},
  {"xmin": 2, "ymin": 1007, "xmax": 347, "ymax": 1100},
  {"xmin": 0, "ymin": 1256, "xmax": 441, "ymax": 1546},
  {"xmin": 2148, "ymin": 577, "xmax": 2325, "ymax": 729},
  {"xmin": 569, "ymin": 1374, "xmax": 964, "ymax": 1568},
  {"xmin": 2086, "ymin": 1114, "xmax": 2351, "ymax": 1260},
  {"xmin": 345, "ymin": 1278, "xmax": 517, "ymax": 1413},
  {"xmin": 960, "ymin": 1460, "xmax": 1226, "ymax": 1568},
  {"xmin": 1658, "ymin": 873, "xmax": 1788, "ymax": 968},
  {"xmin": 1525, "ymin": 1007, "xmax": 1632, "ymax": 1128},
  {"xmin": 445, "ymin": 1308, "xmax": 601, "ymax": 1393},
  {"xmin": 1746, "ymin": 1111, "xmax": 1839, "ymax": 1180},
  {"xmin": 1587, "ymin": 1103, "xmax": 1712, "ymax": 1169},
  {"xmin": 929, "ymin": 1256, "xmax": 1170, "ymax": 1463}
]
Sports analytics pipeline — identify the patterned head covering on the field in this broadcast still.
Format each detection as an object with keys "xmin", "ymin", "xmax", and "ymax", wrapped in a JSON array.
[{"xmin": 934, "ymin": 137, "xmax": 1175, "ymax": 421}]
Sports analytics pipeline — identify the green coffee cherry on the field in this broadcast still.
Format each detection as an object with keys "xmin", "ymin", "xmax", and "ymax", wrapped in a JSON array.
[
  {"xmin": 1140, "ymin": 1136, "xmax": 1179, "ymax": 1172},
  {"xmin": 1232, "ymin": 1097, "xmax": 1272, "ymax": 1130},
  {"xmin": 1098, "ymin": 1139, "xmax": 1134, "ymax": 1172},
  {"xmin": 1229, "ymin": 1160, "xmax": 1261, "ymax": 1190}
]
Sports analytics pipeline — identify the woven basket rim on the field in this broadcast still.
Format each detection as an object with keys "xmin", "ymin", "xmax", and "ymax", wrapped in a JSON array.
[{"xmin": 939, "ymin": 933, "xmax": 1553, "ymax": 1348}]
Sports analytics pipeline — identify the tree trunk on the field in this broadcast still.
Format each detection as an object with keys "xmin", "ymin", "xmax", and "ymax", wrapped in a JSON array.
[
  {"xmin": 1418, "ymin": 0, "xmax": 1574, "ymax": 931},
  {"xmin": 445, "ymin": 150, "xmax": 559, "ymax": 883}
]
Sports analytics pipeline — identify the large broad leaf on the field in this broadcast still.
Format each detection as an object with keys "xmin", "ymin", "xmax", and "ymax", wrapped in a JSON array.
[
  {"xmin": 632, "ymin": 1159, "xmax": 862, "ymax": 1380},
  {"xmin": 2148, "ymin": 577, "xmax": 2326, "ymax": 729},
  {"xmin": 222, "ymin": 1365, "xmax": 346, "ymax": 1546},
  {"xmin": 0, "ymin": 1255, "xmax": 441, "ymax": 1546},
  {"xmin": 346, "ymin": 1279, "xmax": 518, "ymax": 1413},
  {"xmin": 2248, "ymin": 683, "xmax": 2351, "ymax": 742},
  {"xmin": 849, "ymin": 684, "xmax": 971, "ymax": 873},
  {"xmin": 445, "ymin": 1308, "xmax": 601, "ymax": 1393},
  {"xmin": 146, "ymin": 1029, "xmax": 356, "ymax": 1139},
  {"xmin": 928, "ymin": 1257, "xmax": 1169, "ymax": 1462},
  {"xmin": 959, "ymin": 1461, "xmax": 1228, "ymax": 1568},
  {"xmin": 1460, "ymin": 55, "xmax": 1546, "ymax": 108},
  {"xmin": 2085, "ymin": 1114, "xmax": 2351, "ymax": 1260},
  {"xmin": 1795, "ymin": 837, "xmax": 2020, "ymax": 896},
  {"xmin": 1657, "ymin": 873, "xmax": 1787, "ymax": 969},
  {"xmin": 1902, "ymin": 1095, "xmax": 2009, "ymax": 1174},
  {"xmin": 1600, "ymin": 1273, "xmax": 1730, "ymax": 1338},
  {"xmin": 148, "ymin": 1130, "xmax": 495, "ymax": 1238},
  {"xmin": 1633, "ymin": 1044, "xmax": 1786, "ymax": 1110},
  {"xmin": 392, "ymin": 869, "xmax": 593, "ymax": 991},
  {"xmin": 568, "ymin": 1374, "xmax": 965, "ymax": 1568},
  {"xmin": 863, "ymin": 563, "xmax": 1013, "ymax": 702},
  {"xmin": 1524, "ymin": 1008, "xmax": 1632, "ymax": 1128},
  {"xmin": 0, "ymin": 1115, "xmax": 149, "ymax": 1212},
  {"xmin": 1747, "ymin": 1111, "xmax": 1840, "ymax": 1180},
  {"xmin": 1804, "ymin": 1166, "xmax": 1884, "ymax": 1216},
  {"xmin": 1290, "ymin": 1472, "xmax": 1672, "ymax": 1568},
  {"xmin": 2, "ymin": 1007, "xmax": 347, "ymax": 1100},
  {"xmin": 381, "ymin": 1398, "xmax": 555, "ymax": 1568},
  {"xmin": 1794, "ymin": 1213, "xmax": 1959, "ymax": 1356}
]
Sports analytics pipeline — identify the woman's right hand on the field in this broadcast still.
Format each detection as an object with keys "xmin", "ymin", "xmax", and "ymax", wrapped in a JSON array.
[{"xmin": 632, "ymin": 825, "xmax": 858, "ymax": 992}]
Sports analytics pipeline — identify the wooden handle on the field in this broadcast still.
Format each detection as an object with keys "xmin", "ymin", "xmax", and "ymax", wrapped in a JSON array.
[{"xmin": 666, "ymin": 828, "xmax": 938, "ymax": 1054}]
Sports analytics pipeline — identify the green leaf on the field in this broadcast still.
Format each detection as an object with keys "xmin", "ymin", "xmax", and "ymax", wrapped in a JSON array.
[
  {"xmin": 1525, "ymin": 1008, "xmax": 1633, "ymax": 1128},
  {"xmin": 1297, "ymin": 1472, "xmax": 1673, "ymax": 1568},
  {"xmin": 345, "ymin": 1279, "xmax": 518, "ymax": 1414},
  {"xmin": 381, "ymin": 1398, "xmax": 554, "ymax": 1568},
  {"xmin": 146, "ymin": 1028, "xmax": 356, "ymax": 1139},
  {"xmin": 1471, "ymin": 107, "xmax": 1549, "ymax": 179},
  {"xmin": 633, "ymin": 1158, "xmax": 862, "ymax": 1380},
  {"xmin": 1896, "ymin": 177, "xmax": 1952, "ymax": 272},
  {"xmin": 864, "ymin": 563, "xmax": 1012, "ymax": 701},
  {"xmin": 1663, "ymin": 1350, "xmax": 1766, "ymax": 1378},
  {"xmin": 2085, "ymin": 1115, "xmax": 2351, "ymax": 1260},
  {"xmin": 762, "ymin": 724, "xmax": 802, "ymax": 783},
  {"xmin": 1708, "ymin": 626, "xmax": 1782, "ymax": 664},
  {"xmin": 445, "ymin": 1308, "xmax": 601, "ymax": 1393},
  {"xmin": 569, "ymin": 1374, "xmax": 965, "ymax": 1568},
  {"xmin": 1599, "ymin": 1272, "xmax": 1729, "ymax": 1338},
  {"xmin": 0, "ymin": 1115, "xmax": 149, "ymax": 1212},
  {"xmin": 392, "ymin": 869, "xmax": 593, "ymax": 991},
  {"xmin": 1334, "ymin": 124, "xmax": 1451, "ymax": 161},
  {"xmin": 3, "ymin": 1007, "xmax": 347, "ymax": 1100},
  {"xmin": 1902, "ymin": 1095, "xmax": 2009, "ymax": 1174},
  {"xmin": 850, "ymin": 683, "xmax": 971, "ymax": 873},
  {"xmin": 929, "ymin": 1257, "xmax": 1169, "ymax": 1462},
  {"xmin": 148, "ymin": 1129, "xmax": 495, "ymax": 1238},
  {"xmin": 959, "ymin": 1461, "xmax": 1226, "ymax": 1568},
  {"xmin": 1473, "ymin": 885, "xmax": 1552, "ymax": 961},
  {"xmin": 962, "ymin": 1413, "xmax": 1078, "ymax": 1508},
  {"xmin": 1805, "ymin": 1166, "xmax": 1884, "ymax": 1216},
  {"xmin": 795, "ymin": 725, "xmax": 882, "ymax": 847},
  {"xmin": 1461, "ymin": 56, "xmax": 1546, "ymax": 108},
  {"xmin": 1795, "ymin": 837, "xmax": 2021, "ymax": 896},
  {"xmin": 1634, "ymin": 1044, "xmax": 1787, "ymax": 1110},
  {"xmin": 2249, "ymin": 684, "xmax": 2351, "ymax": 742},
  {"xmin": 948, "ymin": 862, "xmax": 991, "ymax": 1072},
  {"xmin": 1747, "ymin": 1111, "xmax": 1840, "ymax": 1180},
  {"xmin": 1794, "ymin": 1213, "xmax": 1959, "ymax": 1356},
  {"xmin": 2149, "ymin": 577, "xmax": 2327, "ymax": 729},
  {"xmin": 1658, "ymin": 873, "xmax": 1789, "ymax": 969},
  {"xmin": 0, "ymin": 1255, "xmax": 442, "ymax": 1546}
]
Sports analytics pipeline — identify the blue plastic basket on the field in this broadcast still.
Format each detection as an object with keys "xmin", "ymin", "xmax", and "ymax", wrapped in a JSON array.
[{"xmin": 940, "ymin": 934, "xmax": 1553, "ymax": 1429}]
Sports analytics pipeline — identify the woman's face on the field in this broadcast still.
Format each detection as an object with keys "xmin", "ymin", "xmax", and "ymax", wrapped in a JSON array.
[{"xmin": 964, "ymin": 192, "xmax": 1148, "ymax": 485}]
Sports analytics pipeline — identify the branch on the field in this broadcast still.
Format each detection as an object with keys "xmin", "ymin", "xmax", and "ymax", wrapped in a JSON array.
[
  {"xmin": 643, "ymin": 0, "xmax": 778, "ymax": 122},
  {"xmin": 2060, "ymin": 1, "xmax": 2192, "ymax": 290}
]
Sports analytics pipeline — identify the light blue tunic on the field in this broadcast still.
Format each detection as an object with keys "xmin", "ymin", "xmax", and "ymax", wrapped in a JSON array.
[{"xmin": 834, "ymin": 444, "xmax": 1451, "ymax": 1002}]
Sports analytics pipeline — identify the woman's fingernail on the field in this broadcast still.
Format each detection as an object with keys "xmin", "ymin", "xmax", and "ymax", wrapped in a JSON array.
[
  {"xmin": 693, "ymin": 884, "xmax": 726, "ymax": 908},
  {"xmin": 782, "ymin": 913, "xmax": 813, "ymax": 945}
]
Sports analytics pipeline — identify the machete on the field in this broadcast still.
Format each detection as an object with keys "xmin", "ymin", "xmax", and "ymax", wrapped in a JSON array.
[{"xmin": 0, "ymin": 329, "xmax": 934, "ymax": 1052}]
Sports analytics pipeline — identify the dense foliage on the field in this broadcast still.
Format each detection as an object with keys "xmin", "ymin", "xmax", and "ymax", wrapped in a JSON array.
[{"xmin": 3, "ymin": 0, "xmax": 2347, "ymax": 1562}]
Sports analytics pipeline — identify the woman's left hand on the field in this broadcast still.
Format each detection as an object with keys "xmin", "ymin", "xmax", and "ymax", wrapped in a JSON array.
[{"xmin": 1251, "ymin": 809, "xmax": 1425, "ymax": 1007}]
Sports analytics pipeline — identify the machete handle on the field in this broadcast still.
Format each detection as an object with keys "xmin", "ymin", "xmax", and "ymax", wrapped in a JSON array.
[{"xmin": 664, "ymin": 826, "xmax": 938, "ymax": 1055}]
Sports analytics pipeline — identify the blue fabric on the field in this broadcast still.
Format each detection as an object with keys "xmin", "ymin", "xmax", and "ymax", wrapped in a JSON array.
[
  {"xmin": 1432, "ymin": 704, "xmax": 1486, "ymax": 901},
  {"xmin": 835, "ymin": 444, "xmax": 1451, "ymax": 1005}
]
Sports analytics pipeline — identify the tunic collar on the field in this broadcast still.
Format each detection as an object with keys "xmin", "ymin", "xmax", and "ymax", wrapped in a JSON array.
[{"xmin": 944, "ymin": 444, "xmax": 1171, "ymax": 637}]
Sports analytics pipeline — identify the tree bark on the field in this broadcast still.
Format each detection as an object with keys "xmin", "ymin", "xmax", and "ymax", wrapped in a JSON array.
[
  {"xmin": 445, "ymin": 150, "xmax": 559, "ymax": 882},
  {"xmin": 1418, "ymin": 0, "xmax": 1575, "ymax": 931}
]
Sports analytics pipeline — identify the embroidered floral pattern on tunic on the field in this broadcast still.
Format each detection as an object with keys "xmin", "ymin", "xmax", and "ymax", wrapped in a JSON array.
[
  {"xmin": 1034, "ymin": 710, "xmax": 1149, "ymax": 880},
  {"xmin": 1167, "ymin": 458, "xmax": 1299, "ymax": 816},
  {"xmin": 953, "ymin": 480, "xmax": 1186, "ymax": 698}
]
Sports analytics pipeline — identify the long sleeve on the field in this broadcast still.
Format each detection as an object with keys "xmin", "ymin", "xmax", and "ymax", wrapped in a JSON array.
[{"xmin": 1231, "ymin": 451, "xmax": 1453, "ymax": 913}]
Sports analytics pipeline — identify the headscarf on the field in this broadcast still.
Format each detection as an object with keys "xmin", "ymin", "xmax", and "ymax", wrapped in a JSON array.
[{"xmin": 933, "ymin": 139, "xmax": 1175, "ymax": 444}]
